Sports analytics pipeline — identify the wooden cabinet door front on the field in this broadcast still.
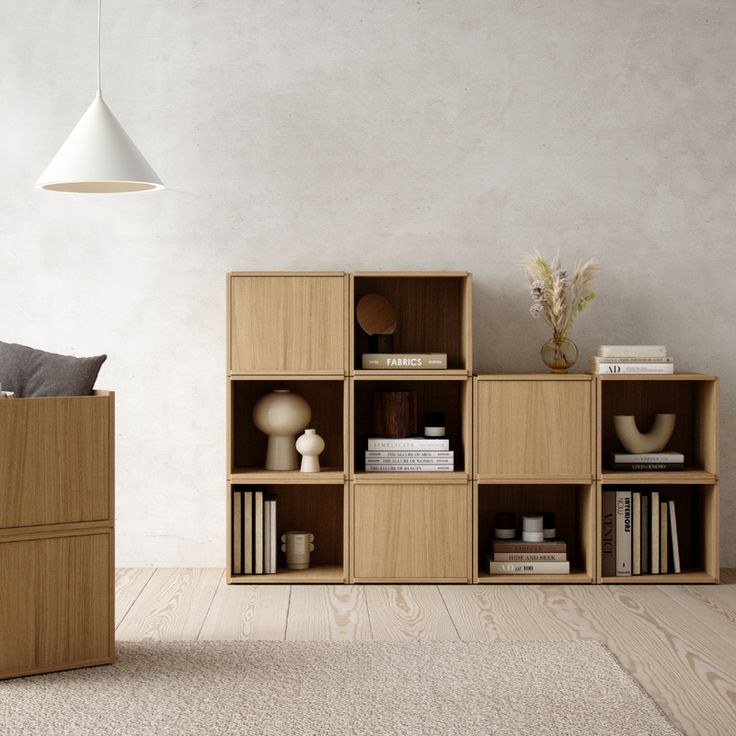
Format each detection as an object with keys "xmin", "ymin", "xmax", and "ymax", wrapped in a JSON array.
[
  {"xmin": 230, "ymin": 275, "xmax": 345, "ymax": 373},
  {"xmin": 0, "ymin": 531, "xmax": 113, "ymax": 679},
  {"xmin": 353, "ymin": 483, "xmax": 469, "ymax": 581},
  {"xmin": 476, "ymin": 379, "xmax": 593, "ymax": 480}
]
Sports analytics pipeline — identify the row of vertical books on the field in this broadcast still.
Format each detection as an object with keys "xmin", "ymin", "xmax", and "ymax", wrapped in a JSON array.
[
  {"xmin": 232, "ymin": 489, "xmax": 277, "ymax": 575},
  {"xmin": 602, "ymin": 490, "xmax": 681, "ymax": 576}
]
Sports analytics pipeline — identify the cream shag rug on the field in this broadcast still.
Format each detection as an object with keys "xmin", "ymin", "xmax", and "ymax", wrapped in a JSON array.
[{"xmin": 0, "ymin": 641, "xmax": 679, "ymax": 736}]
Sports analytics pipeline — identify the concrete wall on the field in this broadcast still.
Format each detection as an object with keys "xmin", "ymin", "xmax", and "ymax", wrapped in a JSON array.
[{"xmin": 1, "ymin": 0, "xmax": 734, "ymax": 566}]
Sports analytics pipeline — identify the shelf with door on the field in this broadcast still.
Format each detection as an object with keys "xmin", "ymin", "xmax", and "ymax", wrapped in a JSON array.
[
  {"xmin": 474, "ymin": 374, "xmax": 595, "ymax": 484},
  {"xmin": 228, "ymin": 272, "xmax": 348, "ymax": 375},
  {"xmin": 350, "ymin": 479, "xmax": 472, "ymax": 582},
  {"xmin": 227, "ymin": 481, "xmax": 348, "ymax": 584},
  {"xmin": 473, "ymin": 374, "xmax": 596, "ymax": 583}
]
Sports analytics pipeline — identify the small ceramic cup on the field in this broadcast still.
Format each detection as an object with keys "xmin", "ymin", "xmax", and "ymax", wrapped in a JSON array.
[{"xmin": 281, "ymin": 531, "xmax": 315, "ymax": 570}]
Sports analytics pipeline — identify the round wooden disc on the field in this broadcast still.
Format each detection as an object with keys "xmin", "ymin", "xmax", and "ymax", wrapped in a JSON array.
[{"xmin": 356, "ymin": 294, "xmax": 398, "ymax": 335}]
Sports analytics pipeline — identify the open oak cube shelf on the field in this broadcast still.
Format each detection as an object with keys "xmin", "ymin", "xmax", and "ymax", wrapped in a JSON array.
[
  {"xmin": 598, "ymin": 374, "xmax": 719, "ymax": 482},
  {"xmin": 350, "ymin": 272, "xmax": 472, "ymax": 375},
  {"xmin": 228, "ymin": 376, "xmax": 348, "ymax": 482},
  {"xmin": 352, "ymin": 376, "xmax": 471, "ymax": 478},
  {"xmin": 228, "ymin": 483, "xmax": 347, "ymax": 584},
  {"xmin": 597, "ymin": 482, "xmax": 719, "ymax": 584},
  {"xmin": 475, "ymin": 483, "xmax": 596, "ymax": 584}
]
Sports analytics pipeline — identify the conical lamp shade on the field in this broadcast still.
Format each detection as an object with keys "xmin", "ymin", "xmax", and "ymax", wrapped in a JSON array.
[{"xmin": 35, "ymin": 93, "xmax": 164, "ymax": 193}]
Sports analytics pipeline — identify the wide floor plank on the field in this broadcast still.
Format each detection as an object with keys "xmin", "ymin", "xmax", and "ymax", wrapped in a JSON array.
[
  {"xmin": 116, "ymin": 568, "xmax": 223, "ymax": 641},
  {"xmin": 522, "ymin": 584, "xmax": 736, "ymax": 736},
  {"xmin": 439, "ymin": 585, "xmax": 547, "ymax": 640},
  {"xmin": 114, "ymin": 567, "xmax": 155, "ymax": 628},
  {"xmin": 286, "ymin": 585, "xmax": 371, "ymax": 640},
  {"xmin": 199, "ymin": 583, "xmax": 290, "ymax": 640},
  {"xmin": 661, "ymin": 585, "xmax": 736, "ymax": 648},
  {"xmin": 366, "ymin": 585, "xmax": 458, "ymax": 640}
]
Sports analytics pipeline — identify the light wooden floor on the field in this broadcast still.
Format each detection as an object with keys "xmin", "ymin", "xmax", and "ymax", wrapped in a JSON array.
[{"xmin": 116, "ymin": 569, "xmax": 736, "ymax": 736}]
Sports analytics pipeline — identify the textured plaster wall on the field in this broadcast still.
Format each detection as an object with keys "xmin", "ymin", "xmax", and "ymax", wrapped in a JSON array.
[{"xmin": 1, "ymin": 0, "xmax": 734, "ymax": 566}]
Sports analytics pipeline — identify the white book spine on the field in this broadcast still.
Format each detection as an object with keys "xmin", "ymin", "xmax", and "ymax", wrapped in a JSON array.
[
  {"xmin": 616, "ymin": 491, "xmax": 632, "ymax": 576},
  {"xmin": 365, "ymin": 464, "xmax": 454, "ymax": 472},
  {"xmin": 263, "ymin": 501, "xmax": 271, "ymax": 575},
  {"xmin": 660, "ymin": 501, "xmax": 669, "ymax": 574},
  {"xmin": 591, "ymin": 363, "xmax": 674, "ymax": 375},
  {"xmin": 668, "ymin": 500, "xmax": 681, "ymax": 574},
  {"xmin": 367, "ymin": 439, "xmax": 450, "ymax": 451},
  {"xmin": 363, "ymin": 456, "xmax": 452, "ymax": 464},
  {"xmin": 611, "ymin": 452, "xmax": 684, "ymax": 463},
  {"xmin": 488, "ymin": 560, "xmax": 570, "ymax": 575},
  {"xmin": 493, "ymin": 553, "xmax": 567, "ymax": 562},
  {"xmin": 365, "ymin": 451, "xmax": 454, "ymax": 458},
  {"xmin": 598, "ymin": 345, "xmax": 667, "ymax": 358}
]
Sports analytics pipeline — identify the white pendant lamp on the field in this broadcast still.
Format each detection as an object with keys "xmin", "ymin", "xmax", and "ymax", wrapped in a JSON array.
[{"xmin": 35, "ymin": 0, "xmax": 163, "ymax": 193}]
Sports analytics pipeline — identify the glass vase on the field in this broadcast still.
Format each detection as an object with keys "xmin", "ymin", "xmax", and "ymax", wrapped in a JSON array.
[{"xmin": 541, "ymin": 332, "xmax": 578, "ymax": 373}]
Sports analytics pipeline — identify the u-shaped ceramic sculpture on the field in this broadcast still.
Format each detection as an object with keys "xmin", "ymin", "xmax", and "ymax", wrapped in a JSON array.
[{"xmin": 613, "ymin": 413, "xmax": 676, "ymax": 454}]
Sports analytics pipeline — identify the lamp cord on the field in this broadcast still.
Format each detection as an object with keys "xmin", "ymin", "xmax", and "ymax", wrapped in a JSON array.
[{"xmin": 97, "ymin": 0, "xmax": 102, "ymax": 94}]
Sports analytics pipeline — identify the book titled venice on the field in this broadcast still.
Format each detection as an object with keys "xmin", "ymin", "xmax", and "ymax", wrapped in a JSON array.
[{"xmin": 362, "ymin": 353, "xmax": 447, "ymax": 370}]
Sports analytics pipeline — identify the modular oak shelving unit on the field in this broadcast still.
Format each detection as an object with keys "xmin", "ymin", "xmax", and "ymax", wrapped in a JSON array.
[
  {"xmin": 227, "ymin": 272, "xmax": 720, "ymax": 584},
  {"xmin": 227, "ymin": 271, "xmax": 473, "ymax": 584},
  {"xmin": 596, "ymin": 374, "xmax": 720, "ymax": 584}
]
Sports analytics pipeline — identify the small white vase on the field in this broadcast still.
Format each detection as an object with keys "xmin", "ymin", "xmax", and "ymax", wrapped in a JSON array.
[
  {"xmin": 296, "ymin": 428, "xmax": 325, "ymax": 473},
  {"xmin": 252, "ymin": 390, "xmax": 311, "ymax": 470}
]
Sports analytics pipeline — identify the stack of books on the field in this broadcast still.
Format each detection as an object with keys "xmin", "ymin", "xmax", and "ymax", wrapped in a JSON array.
[
  {"xmin": 602, "ymin": 490, "xmax": 681, "ymax": 576},
  {"xmin": 365, "ymin": 437, "xmax": 454, "ymax": 472},
  {"xmin": 232, "ymin": 489, "xmax": 277, "ymax": 574},
  {"xmin": 609, "ymin": 451, "xmax": 684, "ymax": 472},
  {"xmin": 589, "ymin": 345, "xmax": 674, "ymax": 374},
  {"xmin": 486, "ymin": 538, "xmax": 569, "ymax": 575}
]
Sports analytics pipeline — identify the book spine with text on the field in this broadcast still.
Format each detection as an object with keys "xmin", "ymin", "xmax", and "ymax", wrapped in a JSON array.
[
  {"xmin": 365, "ymin": 464, "xmax": 454, "ymax": 472},
  {"xmin": 362, "ymin": 353, "xmax": 447, "ymax": 369},
  {"xmin": 365, "ymin": 451, "xmax": 454, "ymax": 458},
  {"xmin": 367, "ymin": 438, "xmax": 450, "ymax": 451},
  {"xmin": 616, "ymin": 491, "xmax": 632, "ymax": 576},
  {"xmin": 488, "ymin": 559, "xmax": 570, "ymax": 575},
  {"xmin": 491, "ymin": 542, "xmax": 567, "ymax": 553},
  {"xmin": 609, "ymin": 463, "xmax": 684, "ymax": 471},
  {"xmin": 591, "ymin": 363, "xmax": 674, "ymax": 375},
  {"xmin": 632, "ymin": 491, "xmax": 641, "ymax": 575},
  {"xmin": 363, "ymin": 456, "xmax": 453, "ymax": 465},
  {"xmin": 492, "ymin": 553, "xmax": 567, "ymax": 562},
  {"xmin": 602, "ymin": 492, "xmax": 616, "ymax": 577}
]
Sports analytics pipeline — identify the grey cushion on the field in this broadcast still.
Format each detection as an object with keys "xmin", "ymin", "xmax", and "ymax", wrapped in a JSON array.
[{"xmin": 0, "ymin": 341, "xmax": 106, "ymax": 398}]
